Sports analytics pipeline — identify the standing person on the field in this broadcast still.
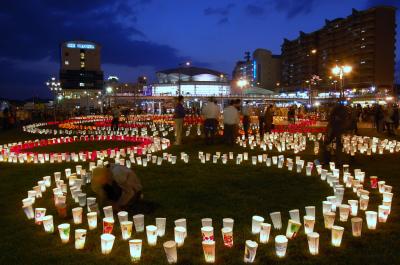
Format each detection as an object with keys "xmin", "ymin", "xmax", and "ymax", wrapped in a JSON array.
[
  {"xmin": 201, "ymin": 97, "xmax": 220, "ymax": 144},
  {"xmin": 375, "ymin": 104, "xmax": 384, "ymax": 132},
  {"xmin": 174, "ymin": 95, "xmax": 185, "ymax": 145},
  {"xmin": 288, "ymin": 105, "xmax": 295, "ymax": 124},
  {"xmin": 264, "ymin": 105, "xmax": 274, "ymax": 133},
  {"xmin": 384, "ymin": 104, "xmax": 394, "ymax": 135},
  {"xmin": 111, "ymin": 108, "xmax": 120, "ymax": 131},
  {"xmin": 241, "ymin": 101, "xmax": 250, "ymax": 139},
  {"xmin": 223, "ymin": 100, "xmax": 240, "ymax": 145},
  {"xmin": 257, "ymin": 106, "xmax": 265, "ymax": 138},
  {"xmin": 392, "ymin": 104, "xmax": 399, "ymax": 133}
]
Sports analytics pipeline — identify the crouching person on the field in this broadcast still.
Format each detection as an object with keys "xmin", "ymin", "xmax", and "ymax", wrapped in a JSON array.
[{"xmin": 92, "ymin": 164, "xmax": 143, "ymax": 211}]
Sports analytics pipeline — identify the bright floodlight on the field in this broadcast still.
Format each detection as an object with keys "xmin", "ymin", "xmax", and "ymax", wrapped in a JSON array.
[
  {"xmin": 331, "ymin": 66, "xmax": 341, "ymax": 75},
  {"xmin": 185, "ymin": 62, "xmax": 190, "ymax": 66},
  {"xmin": 343, "ymin": 65, "xmax": 352, "ymax": 74},
  {"xmin": 106, "ymin": 87, "xmax": 113, "ymax": 93},
  {"xmin": 237, "ymin": 79, "xmax": 248, "ymax": 88}
]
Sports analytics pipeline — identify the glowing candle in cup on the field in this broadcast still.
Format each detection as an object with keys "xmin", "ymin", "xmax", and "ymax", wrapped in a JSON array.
[
  {"xmin": 378, "ymin": 205, "xmax": 390, "ymax": 223},
  {"xmin": 22, "ymin": 205, "xmax": 34, "ymax": 220},
  {"xmin": 163, "ymin": 240, "xmax": 178, "ymax": 264},
  {"xmin": 146, "ymin": 225, "xmax": 158, "ymax": 246},
  {"xmin": 223, "ymin": 218, "xmax": 234, "ymax": 229},
  {"xmin": 75, "ymin": 229, "xmax": 87, "ymax": 250},
  {"xmin": 305, "ymin": 206, "xmax": 316, "ymax": 218},
  {"xmin": 270, "ymin": 212, "xmax": 282, "ymax": 230},
  {"xmin": 307, "ymin": 232, "xmax": 319, "ymax": 255},
  {"xmin": 339, "ymin": 204, "xmax": 350, "ymax": 222},
  {"xmin": 351, "ymin": 217, "xmax": 363, "ymax": 237},
  {"xmin": 286, "ymin": 219, "xmax": 302, "ymax": 239},
  {"xmin": 129, "ymin": 239, "xmax": 142, "ymax": 263},
  {"xmin": 275, "ymin": 235, "xmax": 288, "ymax": 258},
  {"xmin": 72, "ymin": 207, "xmax": 83, "ymax": 225},
  {"xmin": 42, "ymin": 215, "xmax": 54, "ymax": 233},
  {"xmin": 103, "ymin": 206, "xmax": 114, "ymax": 220},
  {"xmin": 58, "ymin": 223, "xmax": 70, "ymax": 243},
  {"xmin": 34, "ymin": 208, "xmax": 46, "ymax": 225},
  {"xmin": 156, "ymin": 217, "xmax": 166, "ymax": 237},
  {"xmin": 303, "ymin": 215, "xmax": 315, "ymax": 234},
  {"xmin": 221, "ymin": 227, "xmax": 233, "ymax": 247},
  {"xmin": 348, "ymin": 200, "xmax": 358, "ymax": 216},
  {"xmin": 121, "ymin": 221, "xmax": 133, "ymax": 240},
  {"xmin": 202, "ymin": 240, "xmax": 215, "ymax": 263},
  {"xmin": 365, "ymin": 211, "xmax": 377, "ymax": 229},
  {"xmin": 331, "ymin": 226, "xmax": 344, "ymax": 247},
  {"xmin": 101, "ymin": 234, "xmax": 115, "ymax": 255},
  {"xmin": 244, "ymin": 240, "xmax": 258, "ymax": 263},
  {"xmin": 323, "ymin": 212, "xmax": 336, "ymax": 229},
  {"xmin": 103, "ymin": 217, "xmax": 114, "ymax": 234},
  {"xmin": 259, "ymin": 223, "xmax": 271, "ymax": 243},
  {"xmin": 174, "ymin": 226, "xmax": 186, "ymax": 247},
  {"xmin": 117, "ymin": 211, "xmax": 129, "ymax": 224},
  {"xmin": 87, "ymin": 212, "xmax": 97, "ymax": 230},
  {"xmin": 133, "ymin": 214, "xmax": 145, "ymax": 232}
]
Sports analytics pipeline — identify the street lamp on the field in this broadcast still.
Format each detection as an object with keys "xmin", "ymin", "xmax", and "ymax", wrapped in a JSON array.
[
  {"xmin": 46, "ymin": 77, "xmax": 62, "ymax": 121},
  {"xmin": 331, "ymin": 65, "xmax": 352, "ymax": 98}
]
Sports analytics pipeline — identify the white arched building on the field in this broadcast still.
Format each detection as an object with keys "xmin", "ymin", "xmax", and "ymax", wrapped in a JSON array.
[{"xmin": 152, "ymin": 66, "xmax": 231, "ymax": 96}]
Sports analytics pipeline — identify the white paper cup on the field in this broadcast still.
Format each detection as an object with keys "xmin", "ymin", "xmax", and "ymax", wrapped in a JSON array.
[
  {"xmin": 133, "ymin": 214, "xmax": 145, "ymax": 232},
  {"xmin": 129, "ymin": 239, "xmax": 142, "ymax": 262},
  {"xmin": 75, "ymin": 229, "xmax": 87, "ymax": 250},
  {"xmin": 307, "ymin": 232, "xmax": 319, "ymax": 255},
  {"xmin": 163, "ymin": 240, "xmax": 178, "ymax": 264},
  {"xmin": 101, "ymin": 234, "xmax": 115, "ymax": 254},
  {"xmin": 275, "ymin": 235, "xmax": 288, "ymax": 257},
  {"xmin": 244, "ymin": 240, "xmax": 258, "ymax": 263}
]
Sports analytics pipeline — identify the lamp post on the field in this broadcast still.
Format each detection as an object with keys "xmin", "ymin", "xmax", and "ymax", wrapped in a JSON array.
[
  {"xmin": 178, "ymin": 62, "xmax": 191, "ymax": 96},
  {"xmin": 46, "ymin": 77, "xmax": 62, "ymax": 122},
  {"xmin": 331, "ymin": 65, "xmax": 352, "ymax": 99}
]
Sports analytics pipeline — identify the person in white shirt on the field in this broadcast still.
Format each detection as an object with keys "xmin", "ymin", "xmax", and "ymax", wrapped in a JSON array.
[
  {"xmin": 242, "ymin": 101, "xmax": 250, "ymax": 139},
  {"xmin": 91, "ymin": 164, "xmax": 143, "ymax": 211},
  {"xmin": 223, "ymin": 100, "xmax": 240, "ymax": 145},
  {"xmin": 202, "ymin": 97, "xmax": 220, "ymax": 144}
]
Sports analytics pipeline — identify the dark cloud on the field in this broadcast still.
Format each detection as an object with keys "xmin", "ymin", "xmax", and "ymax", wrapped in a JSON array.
[
  {"xmin": 0, "ymin": 0, "xmax": 185, "ymax": 98},
  {"xmin": 365, "ymin": 0, "xmax": 400, "ymax": 8},
  {"xmin": 204, "ymin": 3, "xmax": 235, "ymax": 25},
  {"xmin": 273, "ymin": 0, "xmax": 316, "ymax": 18},
  {"xmin": 245, "ymin": 4, "xmax": 265, "ymax": 16}
]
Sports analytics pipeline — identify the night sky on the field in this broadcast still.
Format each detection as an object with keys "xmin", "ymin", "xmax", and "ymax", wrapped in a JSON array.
[{"xmin": 0, "ymin": 0, "xmax": 398, "ymax": 99}]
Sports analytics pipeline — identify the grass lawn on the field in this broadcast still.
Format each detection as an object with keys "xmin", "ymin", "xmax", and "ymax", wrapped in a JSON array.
[{"xmin": 0, "ymin": 127, "xmax": 399, "ymax": 265}]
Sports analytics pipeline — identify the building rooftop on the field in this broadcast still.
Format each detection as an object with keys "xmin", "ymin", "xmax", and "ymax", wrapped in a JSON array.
[{"xmin": 157, "ymin": 66, "xmax": 226, "ymax": 77}]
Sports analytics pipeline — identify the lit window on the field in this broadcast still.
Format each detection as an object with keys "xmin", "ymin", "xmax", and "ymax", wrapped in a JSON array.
[
  {"xmin": 80, "ymin": 53, "xmax": 85, "ymax": 59},
  {"xmin": 361, "ymin": 45, "xmax": 366, "ymax": 48},
  {"xmin": 361, "ymin": 61, "xmax": 366, "ymax": 64},
  {"xmin": 79, "ymin": 83, "xmax": 85, "ymax": 87},
  {"xmin": 80, "ymin": 62, "xmax": 85, "ymax": 68},
  {"xmin": 64, "ymin": 60, "xmax": 69, "ymax": 65}
]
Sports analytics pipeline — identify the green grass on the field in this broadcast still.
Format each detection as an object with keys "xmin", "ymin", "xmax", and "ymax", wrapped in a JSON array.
[{"xmin": 0, "ymin": 128, "xmax": 399, "ymax": 265}]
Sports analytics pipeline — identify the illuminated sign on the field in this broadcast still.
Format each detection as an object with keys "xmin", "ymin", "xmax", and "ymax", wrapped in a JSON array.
[{"xmin": 66, "ymin": 43, "xmax": 95, "ymax": 49}]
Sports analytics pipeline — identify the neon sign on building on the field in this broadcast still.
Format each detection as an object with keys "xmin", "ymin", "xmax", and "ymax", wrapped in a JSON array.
[{"xmin": 66, "ymin": 43, "xmax": 95, "ymax": 49}]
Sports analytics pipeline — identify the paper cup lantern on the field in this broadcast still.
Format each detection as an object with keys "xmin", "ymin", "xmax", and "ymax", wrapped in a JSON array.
[
  {"xmin": 305, "ymin": 206, "xmax": 315, "ymax": 218},
  {"xmin": 129, "ymin": 239, "xmax": 142, "ymax": 263},
  {"xmin": 117, "ymin": 211, "xmax": 129, "ymax": 224},
  {"xmin": 174, "ymin": 226, "xmax": 186, "ymax": 247},
  {"xmin": 259, "ymin": 223, "xmax": 271, "ymax": 244},
  {"xmin": 351, "ymin": 217, "xmax": 363, "ymax": 237},
  {"xmin": 303, "ymin": 215, "xmax": 315, "ymax": 234},
  {"xmin": 42, "ymin": 215, "xmax": 54, "ymax": 233},
  {"xmin": 348, "ymin": 200, "xmax": 358, "ymax": 216},
  {"xmin": 163, "ymin": 240, "xmax": 178, "ymax": 264},
  {"xmin": 75, "ymin": 229, "xmax": 87, "ymax": 250},
  {"xmin": 378, "ymin": 205, "xmax": 390, "ymax": 223},
  {"xmin": 101, "ymin": 234, "xmax": 115, "ymax": 255},
  {"xmin": 365, "ymin": 211, "xmax": 377, "ymax": 230},
  {"xmin": 244, "ymin": 240, "xmax": 258, "ymax": 263},
  {"xmin": 78, "ymin": 193, "xmax": 87, "ymax": 207},
  {"xmin": 251, "ymin": 216, "xmax": 264, "ymax": 234},
  {"xmin": 383, "ymin": 192, "xmax": 393, "ymax": 202},
  {"xmin": 378, "ymin": 181, "xmax": 386, "ymax": 193},
  {"xmin": 103, "ymin": 217, "xmax": 114, "ymax": 234},
  {"xmin": 359, "ymin": 195, "xmax": 369, "ymax": 211},
  {"xmin": 22, "ymin": 205, "xmax": 34, "ymax": 220},
  {"xmin": 339, "ymin": 204, "xmax": 350, "ymax": 222},
  {"xmin": 331, "ymin": 226, "xmax": 344, "ymax": 247},
  {"xmin": 103, "ymin": 206, "xmax": 114, "ymax": 220},
  {"xmin": 221, "ymin": 227, "xmax": 233, "ymax": 247},
  {"xmin": 286, "ymin": 219, "xmax": 302, "ymax": 239},
  {"xmin": 58, "ymin": 223, "xmax": 71, "ymax": 243},
  {"xmin": 307, "ymin": 232, "xmax": 319, "ymax": 255},
  {"xmin": 72, "ymin": 207, "xmax": 83, "ymax": 225},
  {"xmin": 121, "ymin": 221, "xmax": 133, "ymax": 240},
  {"xmin": 275, "ymin": 235, "xmax": 288, "ymax": 258},
  {"xmin": 270, "ymin": 212, "xmax": 282, "ymax": 230},
  {"xmin": 370, "ymin": 176, "xmax": 378, "ymax": 189},
  {"xmin": 323, "ymin": 212, "xmax": 336, "ymax": 229},
  {"xmin": 201, "ymin": 218, "xmax": 213, "ymax": 227},
  {"xmin": 156, "ymin": 217, "xmax": 166, "ymax": 237},
  {"xmin": 34, "ymin": 208, "xmax": 46, "ymax": 225},
  {"xmin": 56, "ymin": 203, "xmax": 67, "ymax": 218},
  {"xmin": 85, "ymin": 212, "xmax": 97, "ymax": 230},
  {"xmin": 146, "ymin": 225, "xmax": 158, "ymax": 246},
  {"xmin": 174, "ymin": 218, "xmax": 187, "ymax": 238},
  {"xmin": 223, "ymin": 218, "xmax": 234, "ymax": 229},
  {"xmin": 133, "ymin": 214, "xmax": 145, "ymax": 232},
  {"xmin": 202, "ymin": 241, "xmax": 215, "ymax": 263},
  {"xmin": 201, "ymin": 226, "xmax": 214, "ymax": 242},
  {"xmin": 322, "ymin": 201, "xmax": 333, "ymax": 214},
  {"xmin": 289, "ymin": 209, "xmax": 300, "ymax": 223}
]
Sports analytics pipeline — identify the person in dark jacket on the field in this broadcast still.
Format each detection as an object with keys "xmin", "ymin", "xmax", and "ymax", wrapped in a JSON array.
[{"xmin": 174, "ymin": 95, "xmax": 185, "ymax": 145}]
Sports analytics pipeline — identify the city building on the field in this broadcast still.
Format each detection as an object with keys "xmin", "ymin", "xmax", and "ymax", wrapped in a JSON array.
[
  {"xmin": 281, "ymin": 6, "xmax": 396, "ymax": 94},
  {"xmin": 232, "ymin": 50, "xmax": 281, "ymax": 93},
  {"xmin": 152, "ymin": 66, "xmax": 230, "ymax": 96},
  {"xmin": 59, "ymin": 40, "xmax": 104, "ymax": 110}
]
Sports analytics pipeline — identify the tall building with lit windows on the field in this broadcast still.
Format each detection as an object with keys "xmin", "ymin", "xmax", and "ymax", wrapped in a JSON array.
[
  {"xmin": 59, "ymin": 40, "xmax": 104, "ymax": 110},
  {"xmin": 281, "ymin": 6, "xmax": 396, "ymax": 93}
]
